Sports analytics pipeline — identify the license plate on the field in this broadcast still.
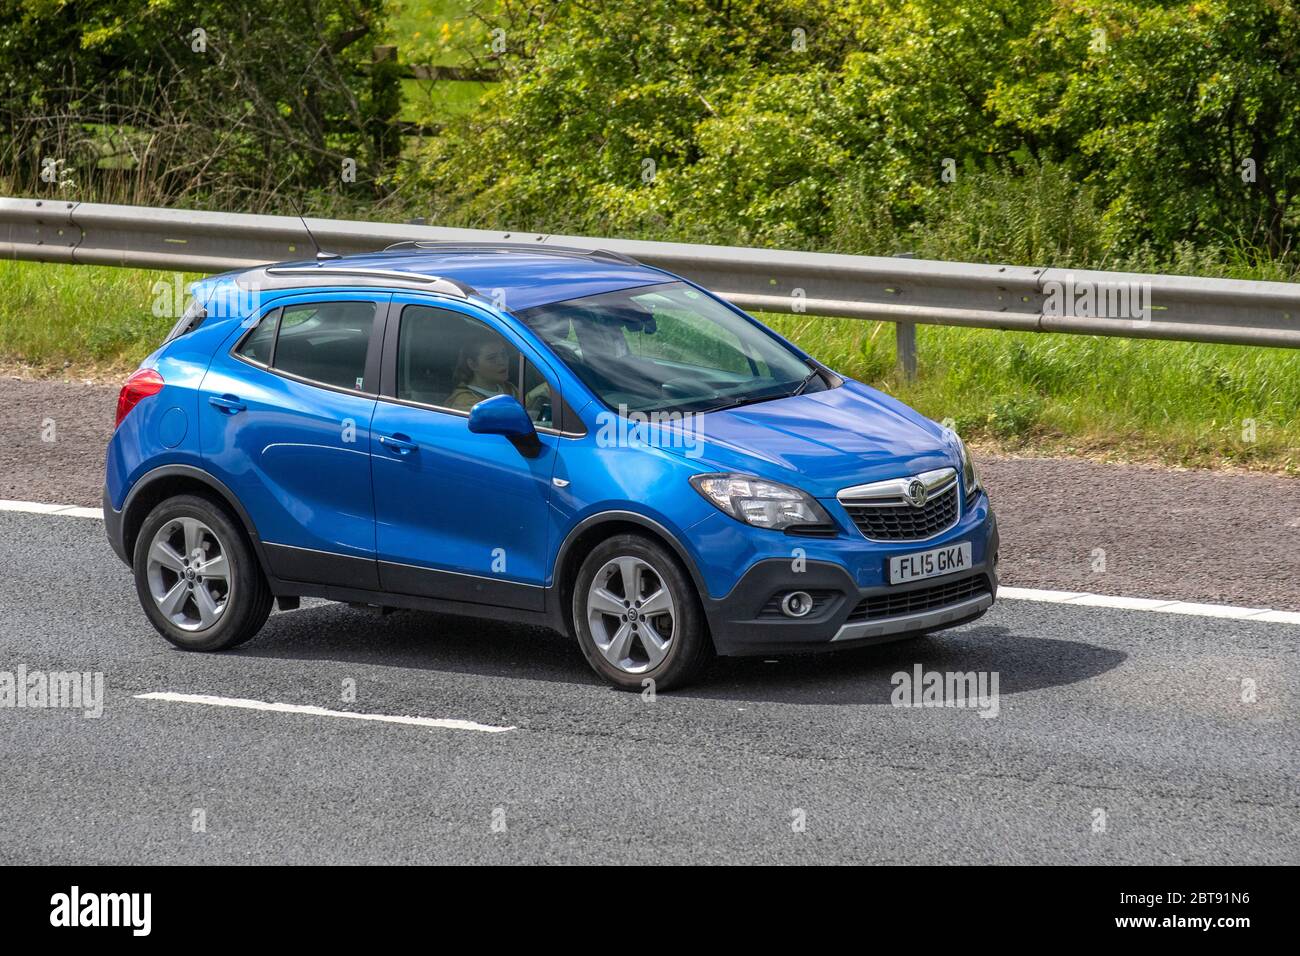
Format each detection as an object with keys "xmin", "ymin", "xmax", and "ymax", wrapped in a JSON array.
[{"xmin": 889, "ymin": 542, "xmax": 972, "ymax": 584}]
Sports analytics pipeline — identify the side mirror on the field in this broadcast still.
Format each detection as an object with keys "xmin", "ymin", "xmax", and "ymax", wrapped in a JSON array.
[{"xmin": 467, "ymin": 394, "xmax": 542, "ymax": 457}]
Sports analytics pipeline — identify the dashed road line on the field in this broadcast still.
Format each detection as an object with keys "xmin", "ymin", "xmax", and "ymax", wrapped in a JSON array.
[
  {"xmin": 0, "ymin": 498, "xmax": 104, "ymax": 519},
  {"xmin": 134, "ymin": 691, "xmax": 516, "ymax": 733}
]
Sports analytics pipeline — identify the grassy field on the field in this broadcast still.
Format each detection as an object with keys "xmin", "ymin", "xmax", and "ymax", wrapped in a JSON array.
[
  {"xmin": 390, "ymin": 0, "xmax": 486, "ymax": 66},
  {"xmin": 391, "ymin": 1, "xmax": 496, "ymax": 125},
  {"xmin": 1, "ymin": 260, "xmax": 1294, "ymax": 473}
]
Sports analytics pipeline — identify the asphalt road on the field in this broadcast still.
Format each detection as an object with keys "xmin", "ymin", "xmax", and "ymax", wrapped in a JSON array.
[{"xmin": 1, "ymin": 510, "xmax": 1295, "ymax": 864}]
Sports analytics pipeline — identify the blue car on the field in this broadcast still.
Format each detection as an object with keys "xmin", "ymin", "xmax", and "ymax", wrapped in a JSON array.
[{"xmin": 105, "ymin": 244, "xmax": 998, "ymax": 689}]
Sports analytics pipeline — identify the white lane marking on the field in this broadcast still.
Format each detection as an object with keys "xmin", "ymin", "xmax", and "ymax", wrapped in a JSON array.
[
  {"xmin": 0, "ymin": 499, "xmax": 103, "ymax": 519},
  {"xmin": 998, "ymin": 586, "xmax": 1300, "ymax": 624},
  {"xmin": 135, "ymin": 691, "xmax": 516, "ymax": 733},
  {"xmin": 6, "ymin": 498, "xmax": 1299, "ymax": 626}
]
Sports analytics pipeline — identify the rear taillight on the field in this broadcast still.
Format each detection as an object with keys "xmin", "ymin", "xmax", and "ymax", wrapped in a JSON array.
[{"xmin": 115, "ymin": 368, "xmax": 165, "ymax": 428}]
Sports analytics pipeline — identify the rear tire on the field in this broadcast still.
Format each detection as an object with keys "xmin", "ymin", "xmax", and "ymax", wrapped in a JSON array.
[
  {"xmin": 572, "ymin": 534, "xmax": 712, "ymax": 691},
  {"xmin": 132, "ymin": 494, "xmax": 272, "ymax": 651}
]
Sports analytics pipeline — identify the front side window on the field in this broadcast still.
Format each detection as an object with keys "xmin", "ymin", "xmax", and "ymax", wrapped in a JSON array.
[
  {"xmin": 517, "ymin": 281, "xmax": 819, "ymax": 414},
  {"xmin": 269, "ymin": 301, "xmax": 376, "ymax": 391},
  {"xmin": 396, "ymin": 305, "xmax": 553, "ymax": 425}
]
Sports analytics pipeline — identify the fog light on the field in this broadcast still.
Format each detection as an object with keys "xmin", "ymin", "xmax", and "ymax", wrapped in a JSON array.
[{"xmin": 780, "ymin": 591, "xmax": 814, "ymax": 618}]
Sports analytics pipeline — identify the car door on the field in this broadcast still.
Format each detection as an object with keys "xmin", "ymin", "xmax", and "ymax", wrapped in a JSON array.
[
  {"xmin": 370, "ymin": 296, "xmax": 560, "ymax": 611},
  {"xmin": 198, "ymin": 292, "xmax": 389, "ymax": 589}
]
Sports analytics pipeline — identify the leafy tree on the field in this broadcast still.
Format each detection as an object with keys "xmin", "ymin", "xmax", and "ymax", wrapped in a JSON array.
[
  {"xmin": 409, "ymin": 0, "xmax": 1297, "ymax": 265},
  {"xmin": 0, "ymin": 0, "xmax": 397, "ymax": 207},
  {"xmin": 990, "ymin": 0, "xmax": 1299, "ymax": 256},
  {"xmin": 408, "ymin": 0, "xmax": 858, "ymax": 235}
]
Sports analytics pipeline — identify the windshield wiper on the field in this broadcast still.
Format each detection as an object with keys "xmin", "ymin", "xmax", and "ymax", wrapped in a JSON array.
[
  {"xmin": 699, "ymin": 396, "xmax": 763, "ymax": 414},
  {"xmin": 700, "ymin": 369, "xmax": 822, "ymax": 414},
  {"xmin": 789, "ymin": 366, "xmax": 822, "ymax": 397},
  {"xmin": 699, "ymin": 388, "xmax": 792, "ymax": 414}
]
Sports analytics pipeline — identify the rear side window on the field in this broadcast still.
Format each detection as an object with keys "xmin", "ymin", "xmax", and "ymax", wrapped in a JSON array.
[
  {"xmin": 236, "ymin": 311, "xmax": 278, "ymax": 365},
  {"xmin": 235, "ymin": 301, "xmax": 378, "ymax": 392},
  {"xmin": 273, "ymin": 302, "xmax": 376, "ymax": 390}
]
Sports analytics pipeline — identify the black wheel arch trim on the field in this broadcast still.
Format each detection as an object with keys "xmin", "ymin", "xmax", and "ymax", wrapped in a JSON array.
[
  {"xmin": 550, "ymin": 509, "xmax": 710, "ymax": 630},
  {"xmin": 114, "ymin": 464, "xmax": 271, "ymax": 575}
]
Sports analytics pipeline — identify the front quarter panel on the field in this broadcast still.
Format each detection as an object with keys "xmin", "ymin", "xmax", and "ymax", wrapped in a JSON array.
[{"xmin": 547, "ymin": 427, "xmax": 718, "ymax": 588}]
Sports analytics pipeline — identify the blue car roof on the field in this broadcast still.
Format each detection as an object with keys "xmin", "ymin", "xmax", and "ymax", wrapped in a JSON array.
[{"xmin": 255, "ymin": 249, "xmax": 674, "ymax": 312}]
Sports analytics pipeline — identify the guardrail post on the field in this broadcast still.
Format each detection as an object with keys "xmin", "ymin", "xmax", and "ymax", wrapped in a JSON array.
[
  {"xmin": 896, "ymin": 321, "xmax": 917, "ymax": 380},
  {"xmin": 892, "ymin": 251, "xmax": 919, "ymax": 380}
]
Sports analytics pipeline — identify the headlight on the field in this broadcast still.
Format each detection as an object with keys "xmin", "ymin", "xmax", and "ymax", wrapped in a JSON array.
[
  {"xmin": 689, "ymin": 473, "xmax": 831, "ymax": 531},
  {"xmin": 957, "ymin": 437, "xmax": 981, "ymax": 500}
]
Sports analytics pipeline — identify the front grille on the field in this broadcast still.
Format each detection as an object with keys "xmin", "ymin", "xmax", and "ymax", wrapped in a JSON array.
[
  {"xmin": 842, "ymin": 482, "xmax": 959, "ymax": 541},
  {"xmin": 848, "ymin": 573, "xmax": 989, "ymax": 623}
]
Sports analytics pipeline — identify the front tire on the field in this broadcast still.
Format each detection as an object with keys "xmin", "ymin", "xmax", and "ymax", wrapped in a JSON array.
[
  {"xmin": 572, "ymin": 534, "xmax": 712, "ymax": 690},
  {"xmin": 132, "ymin": 494, "xmax": 272, "ymax": 651}
]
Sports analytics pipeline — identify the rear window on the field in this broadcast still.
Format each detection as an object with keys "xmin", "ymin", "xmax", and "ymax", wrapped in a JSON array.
[{"xmin": 163, "ymin": 298, "xmax": 208, "ymax": 344}]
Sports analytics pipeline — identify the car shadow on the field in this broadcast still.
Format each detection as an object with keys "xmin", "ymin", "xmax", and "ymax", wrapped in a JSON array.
[
  {"xmin": 232, "ymin": 604, "xmax": 1126, "ymax": 705},
  {"xmin": 235, "ymin": 602, "xmax": 598, "ymax": 683},
  {"xmin": 686, "ymin": 625, "xmax": 1126, "ymax": 704}
]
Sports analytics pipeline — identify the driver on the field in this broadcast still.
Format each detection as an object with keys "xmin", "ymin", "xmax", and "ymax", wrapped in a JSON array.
[{"xmin": 445, "ymin": 332, "xmax": 550, "ymax": 418}]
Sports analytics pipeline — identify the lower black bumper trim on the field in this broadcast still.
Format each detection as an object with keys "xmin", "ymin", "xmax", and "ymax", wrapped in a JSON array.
[
  {"xmin": 832, "ymin": 592, "xmax": 994, "ymax": 642},
  {"xmin": 103, "ymin": 483, "xmax": 129, "ymax": 565}
]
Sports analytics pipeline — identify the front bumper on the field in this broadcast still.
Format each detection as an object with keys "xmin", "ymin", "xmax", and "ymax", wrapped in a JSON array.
[{"xmin": 702, "ymin": 511, "xmax": 999, "ymax": 657}]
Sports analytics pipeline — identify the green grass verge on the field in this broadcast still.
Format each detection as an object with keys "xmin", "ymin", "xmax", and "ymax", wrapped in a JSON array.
[
  {"xmin": 2, "ymin": 260, "xmax": 1294, "ymax": 473},
  {"xmin": 392, "ymin": 2, "xmax": 497, "ymax": 125},
  {"xmin": 0, "ymin": 261, "xmax": 188, "ymax": 371}
]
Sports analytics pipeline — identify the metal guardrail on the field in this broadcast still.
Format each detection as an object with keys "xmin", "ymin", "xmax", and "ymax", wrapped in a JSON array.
[{"xmin": 2, "ymin": 198, "xmax": 1297, "ymax": 374}]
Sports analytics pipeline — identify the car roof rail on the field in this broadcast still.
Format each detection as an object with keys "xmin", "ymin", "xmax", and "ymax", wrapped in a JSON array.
[
  {"xmin": 263, "ymin": 265, "xmax": 476, "ymax": 297},
  {"xmin": 380, "ymin": 240, "xmax": 641, "ymax": 267}
]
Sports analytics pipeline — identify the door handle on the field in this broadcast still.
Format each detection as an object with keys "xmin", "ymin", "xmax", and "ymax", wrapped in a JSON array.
[
  {"xmin": 379, "ymin": 434, "xmax": 418, "ymax": 455},
  {"xmin": 209, "ymin": 394, "xmax": 246, "ymax": 414}
]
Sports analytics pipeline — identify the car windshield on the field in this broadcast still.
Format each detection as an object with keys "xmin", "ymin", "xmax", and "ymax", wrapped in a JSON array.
[{"xmin": 517, "ymin": 281, "xmax": 824, "ymax": 414}]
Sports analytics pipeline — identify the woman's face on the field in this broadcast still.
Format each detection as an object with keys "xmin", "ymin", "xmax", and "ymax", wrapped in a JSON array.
[{"xmin": 469, "ymin": 342, "xmax": 511, "ymax": 385}]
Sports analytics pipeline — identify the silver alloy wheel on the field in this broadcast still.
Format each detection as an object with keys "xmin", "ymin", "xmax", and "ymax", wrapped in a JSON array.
[
  {"xmin": 586, "ymin": 556, "xmax": 676, "ymax": 674},
  {"xmin": 145, "ymin": 517, "xmax": 231, "ymax": 632}
]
